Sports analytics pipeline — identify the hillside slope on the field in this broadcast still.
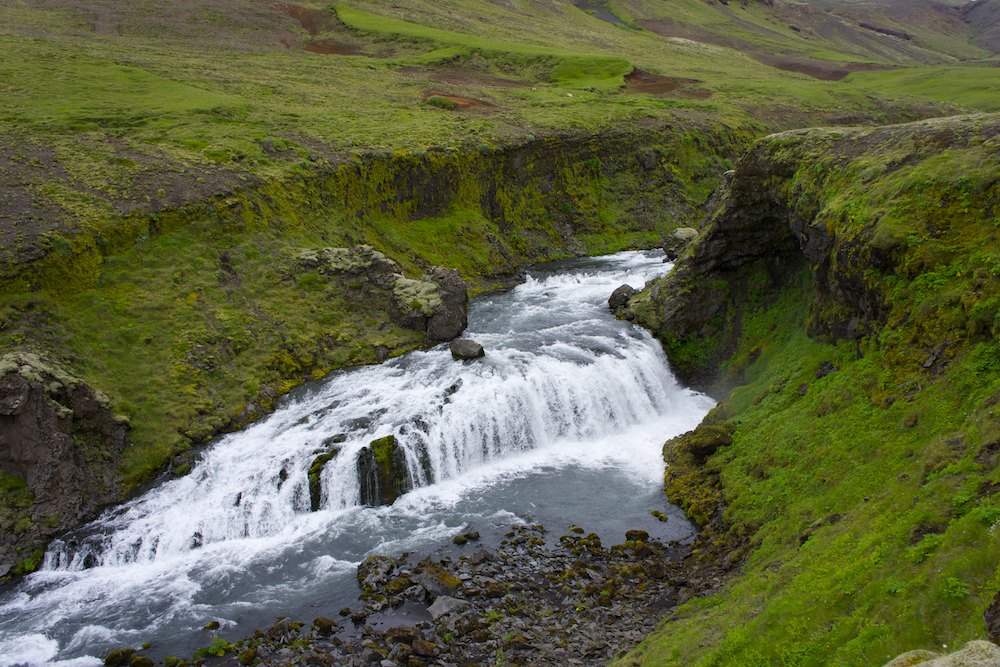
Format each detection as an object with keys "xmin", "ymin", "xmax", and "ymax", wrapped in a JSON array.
[{"xmin": 621, "ymin": 113, "xmax": 1000, "ymax": 665}]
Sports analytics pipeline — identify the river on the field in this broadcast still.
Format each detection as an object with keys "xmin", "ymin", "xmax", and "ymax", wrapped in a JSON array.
[{"xmin": 0, "ymin": 250, "xmax": 713, "ymax": 665}]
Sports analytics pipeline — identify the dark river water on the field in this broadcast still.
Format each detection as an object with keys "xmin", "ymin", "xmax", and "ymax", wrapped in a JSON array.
[{"xmin": 0, "ymin": 250, "xmax": 713, "ymax": 665}]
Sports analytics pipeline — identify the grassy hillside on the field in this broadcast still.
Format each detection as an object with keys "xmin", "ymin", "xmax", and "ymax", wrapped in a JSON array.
[
  {"xmin": 2, "ymin": 0, "xmax": 994, "ymax": 268},
  {"xmin": 621, "ymin": 114, "xmax": 1000, "ymax": 665},
  {"xmin": 0, "ymin": 0, "xmax": 997, "ymax": 617}
]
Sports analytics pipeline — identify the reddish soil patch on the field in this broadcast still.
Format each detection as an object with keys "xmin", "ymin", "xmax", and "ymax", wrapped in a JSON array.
[
  {"xmin": 624, "ymin": 69, "xmax": 698, "ymax": 93},
  {"xmin": 305, "ymin": 39, "xmax": 361, "ymax": 55},
  {"xmin": 755, "ymin": 54, "xmax": 890, "ymax": 81},
  {"xmin": 623, "ymin": 69, "xmax": 712, "ymax": 99},
  {"xmin": 399, "ymin": 64, "xmax": 529, "ymax": 89},
  {"xmin": 279, "ymin": 4, "xmax": 364, "ymax": 55},
  {"xmin": 278, "ymin": 4, "xmax": 333, "ymax": 36},
  {"xmin": 424, "ymin": 90, "xmax": 495, "ymax": 110}
]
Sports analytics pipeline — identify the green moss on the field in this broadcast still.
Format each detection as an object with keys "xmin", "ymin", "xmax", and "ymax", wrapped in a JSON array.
[{"xmin": 425, "ymin": 95, "xmax": 457, "ymax": 110}]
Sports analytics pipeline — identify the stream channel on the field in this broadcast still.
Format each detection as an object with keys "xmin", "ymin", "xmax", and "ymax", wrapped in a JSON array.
[{"xmin": 0, "ymin": 250, "xmax": 714, "ymax": 665}]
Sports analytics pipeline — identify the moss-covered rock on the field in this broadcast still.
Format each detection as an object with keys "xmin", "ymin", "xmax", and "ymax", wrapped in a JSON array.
[
  {"xmin": 357, "ymin": 435, "xmax": 411, "ymax": 506},
  {"xmin": 307, "ymin": 444, "xmax": 341, "ymax": 512}
]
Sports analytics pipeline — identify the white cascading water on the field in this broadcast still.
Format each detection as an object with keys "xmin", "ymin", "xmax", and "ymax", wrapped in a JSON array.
[{"xmin": 0, "ymin": 250, "xmax": 714, "ymax": 666}]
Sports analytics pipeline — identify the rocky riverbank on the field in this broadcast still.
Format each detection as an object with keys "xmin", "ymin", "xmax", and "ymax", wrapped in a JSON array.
[{"xmin": 106, "ymin": 517, "xmax": 747, "ymax": 667}]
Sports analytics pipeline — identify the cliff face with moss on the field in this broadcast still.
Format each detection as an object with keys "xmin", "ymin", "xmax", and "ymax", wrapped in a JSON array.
[
  {"xmin": 0, "ymin": 121, "xmax": 752, "ymax": 577},
  {"xmin": 621, "ymin": 113, "xmax": 1000, "ymax": 665}
]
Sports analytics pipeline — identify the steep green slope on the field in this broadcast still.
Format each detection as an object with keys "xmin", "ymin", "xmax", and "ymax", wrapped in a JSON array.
[{"xmin": 621, "ymin": 114, "xmax": 1000, "ymax": 665}]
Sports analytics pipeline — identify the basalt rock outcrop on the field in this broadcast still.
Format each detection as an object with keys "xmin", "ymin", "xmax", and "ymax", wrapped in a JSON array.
[
  {"xmin": 0, "ymin": 352, "xmax": 129, "ymax": 577},
  {"xmin": 299, "ymin": 245, "xmax": 469, "ymax": 342}
]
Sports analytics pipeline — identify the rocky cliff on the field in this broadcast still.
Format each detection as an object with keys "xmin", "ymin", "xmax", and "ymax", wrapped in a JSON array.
[
  {"xmin": 626, "ymin": 113, "xmax": 1000, "ymax": 391},
  {"xmin": 620, "ymin": 114, "xmax": 1000, "ymax": 664},
  {"xmin": 0, "ymin": 353, "xmax": 129, "ymax": 576}
]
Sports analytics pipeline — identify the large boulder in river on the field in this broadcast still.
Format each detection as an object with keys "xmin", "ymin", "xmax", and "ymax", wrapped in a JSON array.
[
  {"xmin": 357, "ymin": 435, "xmax": 411, "ymax": 506},
  {"xmin": 662, "ymin": 227, "xmax": 699, "ymax": 260},
  {"xmin": 391, "ymin": 268, "xmax": 468, "ymax": 342},
  {"xmin": 450, "ymin": 339, "xmax": 485, "ymax": 360},
  {"xmin": 608, "ymin": 284, "xmax": 637, "ymax": 314}
]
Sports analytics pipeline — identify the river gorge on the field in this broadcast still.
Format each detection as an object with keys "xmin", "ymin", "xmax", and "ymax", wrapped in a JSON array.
[{"xmin": 0, "ymin": 251, "xmax": 712, "ymax": 665}]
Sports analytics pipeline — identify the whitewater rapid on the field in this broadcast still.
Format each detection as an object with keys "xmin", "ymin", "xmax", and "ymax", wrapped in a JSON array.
[{"xmin": 0, "ymin": 250, "xmax": 713, "ymax": 666}]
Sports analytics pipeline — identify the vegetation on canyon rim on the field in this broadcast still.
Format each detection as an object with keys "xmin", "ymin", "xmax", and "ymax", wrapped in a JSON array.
[
  {"xmin": 621, "ymin": 115, "xmax": 1000, "ymax": 665},
  {"xmin": 0, "ymin": 0, "xmax": 999, "ymax": 663}
]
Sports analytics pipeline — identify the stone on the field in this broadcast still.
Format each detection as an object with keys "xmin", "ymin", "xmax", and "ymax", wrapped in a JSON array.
[
  {"xmin": 608, "ymin": 284, "xmax": 637, "ymax": 314},
  {"xmin": 358, "ymin": 555, "xmax": 397, "ymax": 594},
  {"xmin": 357, "ymin": 436, "xmax": 411, "ymax": 506},
  {"xmin": 469, "ymin": 547, "xmax": 493, "ymax": 565},
  {"xmin": 426, "ymin": 267, "xmax": 469, "ymax": 342},
  {"xmin": 411, "ymin": 638, "xmax": 439, "ymax": 657},
  {"xmin": 413, "ymin": 560, "xmax": 461, "ymax": 597},
  {"xmin": 427, "ymin": 595, "xmax": 471, "ymax": 619},
  {"xmin": 882, "ymin": 641, "xmax": 1000, "ymax": 666},
  {"xmin": 313, "ymin": 616, "xmax": 338, "ymax": 635},
  {"xmin": 662, "ymin": 227, "xmax": 698, "ymax": 260},
  {"xmin": 986, "ymin": 587, "xmax": 1000, "ymax": 643},
  {"xmin": 308, "ymin": 447, "xmax": 341, "ymax": 512},
  {"xmin": 449, "ymin": 339, "xmax": 485, "ymax": 360},
  {"xmin": 129, "ymin": 657, "xmax": 154, "ymax": 667},
  {"xmin": 624, "ymin": 529, "xmax": 649, "ymax": 542},
  {"xmin": 103, "ymin": 648, "xmax": 136, "ymax": 667}
]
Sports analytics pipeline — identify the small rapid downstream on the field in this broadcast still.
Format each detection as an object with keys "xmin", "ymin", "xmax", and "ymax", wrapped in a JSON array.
[{"xmin": 0, "ymin": 251, "xmax": 714, "ymax": 666}]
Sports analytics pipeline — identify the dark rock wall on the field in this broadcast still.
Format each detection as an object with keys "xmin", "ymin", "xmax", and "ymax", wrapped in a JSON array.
[{"xmin": 0, "ymin": 356, "xmax": 128, "ymax": 575}]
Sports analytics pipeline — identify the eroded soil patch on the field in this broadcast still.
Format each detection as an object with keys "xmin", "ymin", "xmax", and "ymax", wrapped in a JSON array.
[
  {"xmin": 623, "ymin": 69, "xmax": 711, "ymax": 98},
  {"xmin": 399, "ymin": 64, "xmax": 529, "ymax": 89},
  {"xmin": 424, "ymin": 90, "xmax": 496, "ymax": 110}
]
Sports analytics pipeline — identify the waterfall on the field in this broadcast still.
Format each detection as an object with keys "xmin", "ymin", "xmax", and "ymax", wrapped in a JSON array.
[{"xmin": 0, "ymin": 250, "xmax": 714, "ymax": 666}]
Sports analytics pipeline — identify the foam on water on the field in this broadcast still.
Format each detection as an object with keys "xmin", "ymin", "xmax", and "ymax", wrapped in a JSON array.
[{"xmin": 0, "ymin": 250, "xmax": 713, "ymax": 665}]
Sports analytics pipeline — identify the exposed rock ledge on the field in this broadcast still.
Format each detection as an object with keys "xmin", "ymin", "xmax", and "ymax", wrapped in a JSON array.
[
  {"xmin": 623, "ymin": 113, "xmax": 1000, "ymax": 390},
  {"xmin": 299, "ymin": 245, "xmax": 468, "ymax": 342},
  {"xmin": 0, "ymin": 352, "xmax": 129, "ymax": 577}
]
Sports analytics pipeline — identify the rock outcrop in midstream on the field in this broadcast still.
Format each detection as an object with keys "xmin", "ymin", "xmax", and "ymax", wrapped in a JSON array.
[{"xmin": 0, "ymin": 353, "xmax": 129, "ymax": 576}]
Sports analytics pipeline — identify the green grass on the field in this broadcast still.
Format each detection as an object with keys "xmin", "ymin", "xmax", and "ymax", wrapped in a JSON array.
[
  {"xmin": 334, "ymin": 4, "xmax": 632, "ymax": 89},
  {"xmin": 845, "ymin": 67, "xmax": 1000, "ymax": 112},
  {"xmin": 625, "ymin": 300, "xmax": 1000, "ymax": 666}
]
